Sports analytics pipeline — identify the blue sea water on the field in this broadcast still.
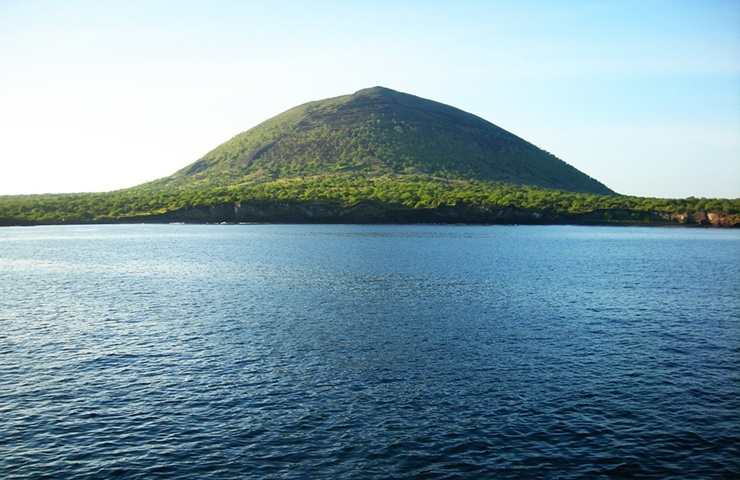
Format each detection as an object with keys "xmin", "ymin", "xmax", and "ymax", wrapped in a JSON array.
[{"xmin": 1, "ymin": 224, "xmax": 739, "ymax": 479}]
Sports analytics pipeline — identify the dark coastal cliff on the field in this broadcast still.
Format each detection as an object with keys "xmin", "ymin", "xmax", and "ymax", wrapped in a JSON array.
[
  {"xmin": 4, "ymin": 199, "xmax": 734, "ymax": 227},
  {"xmin": 133, "ymin": 202, "xmax": 740, "ymax": 227}
]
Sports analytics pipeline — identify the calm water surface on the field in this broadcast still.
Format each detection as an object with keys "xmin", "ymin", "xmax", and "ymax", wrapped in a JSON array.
[{"xmin": 1, "ymin": 224, "xmax": 739, "ymax": 479}]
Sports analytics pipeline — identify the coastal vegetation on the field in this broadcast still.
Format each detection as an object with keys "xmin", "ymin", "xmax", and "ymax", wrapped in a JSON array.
[{"xmin": 1, "ymin": 174, "xmax": 737, "ymax": 225}]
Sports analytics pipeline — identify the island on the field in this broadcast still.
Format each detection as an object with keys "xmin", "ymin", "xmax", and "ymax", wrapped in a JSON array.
[{"xmin": 1, "ymin": 87, "xmax": 738, "ymax": 227}]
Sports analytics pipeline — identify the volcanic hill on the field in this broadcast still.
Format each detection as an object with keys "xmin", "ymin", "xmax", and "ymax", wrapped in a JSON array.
[{"xmin": 152, "ymin": 86, "xmax": 611, "ymax": 194}]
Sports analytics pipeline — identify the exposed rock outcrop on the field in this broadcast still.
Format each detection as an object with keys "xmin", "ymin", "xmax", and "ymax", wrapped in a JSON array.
[{"xmin": 120, "ymin": 201, "xmax": 740, "ymax": 227}]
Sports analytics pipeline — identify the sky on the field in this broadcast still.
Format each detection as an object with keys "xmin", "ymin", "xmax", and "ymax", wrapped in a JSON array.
[{"xmin": 1, "ymin": 1, "xmax": 739, "ymax": 198}]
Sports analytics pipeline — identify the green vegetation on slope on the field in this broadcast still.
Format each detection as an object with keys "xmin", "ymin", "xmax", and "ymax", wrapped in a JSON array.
[
  {"xmin": 1, "ymin": 174, "xmax": 737, "ymax": 225},
  {"xmin": 152, "ymin": 86, "xmax": 612, "ymax": 195}
]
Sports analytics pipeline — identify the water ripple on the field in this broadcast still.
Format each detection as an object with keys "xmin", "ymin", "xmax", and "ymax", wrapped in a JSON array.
[{"xmin": 1, "ymin": 224, "xmax": 739, "ymax": 479}]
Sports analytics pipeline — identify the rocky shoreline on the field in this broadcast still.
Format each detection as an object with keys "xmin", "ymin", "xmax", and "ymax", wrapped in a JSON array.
[{"xmin": 3, "ymin": 200, "xmax": 738, "ymax": 227}]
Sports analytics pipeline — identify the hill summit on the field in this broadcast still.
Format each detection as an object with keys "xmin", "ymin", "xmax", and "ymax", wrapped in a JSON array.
[{"xmin": 161, "ymin": 86, "xmax": 612, "ymax": 194}]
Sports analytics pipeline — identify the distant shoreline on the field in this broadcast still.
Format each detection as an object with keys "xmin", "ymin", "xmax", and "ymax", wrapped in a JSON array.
[
  {"xmin": 1, "ymin": 222, "xmax": 732, "ymax": 229},
  {"xmin": 2, "ymin": 200, "xmax": 738, "ymax": 228}
]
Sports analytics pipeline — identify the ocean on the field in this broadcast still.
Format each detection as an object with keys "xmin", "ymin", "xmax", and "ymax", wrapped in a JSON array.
[{"xmin": 2, "ymin": 224, "xmax": 738, "ymax": 479}]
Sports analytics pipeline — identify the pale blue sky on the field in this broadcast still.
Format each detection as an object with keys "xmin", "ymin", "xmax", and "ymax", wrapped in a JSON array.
[{"xmin": 1, "ymin": 1, "xmax": 739, "ymax": 197}]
